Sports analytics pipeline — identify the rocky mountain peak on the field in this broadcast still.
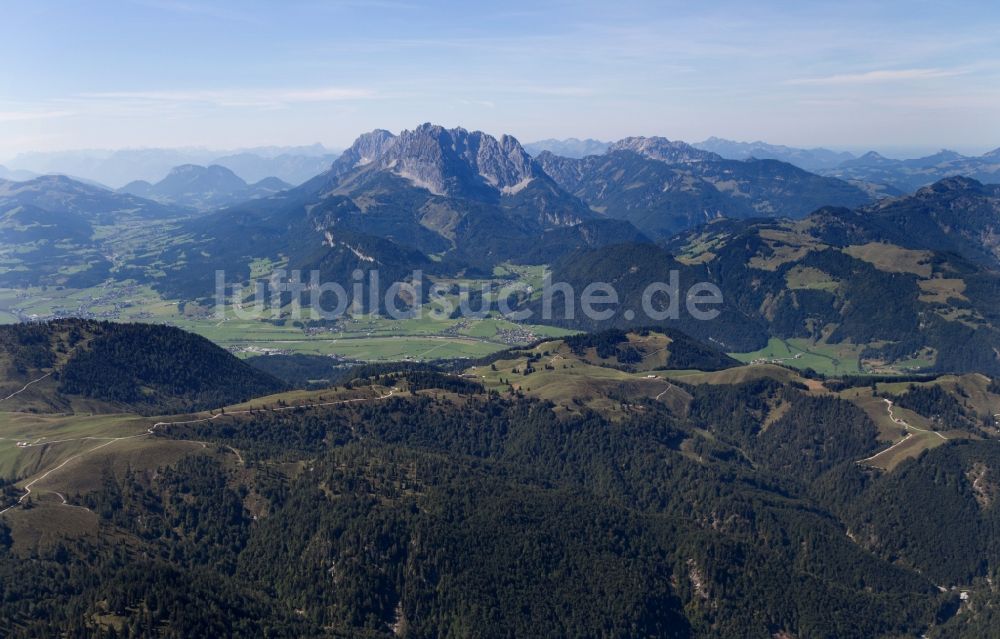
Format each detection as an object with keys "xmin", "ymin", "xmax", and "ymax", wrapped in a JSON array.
[
  {"xmin": 608, "ymin": 136, "xmax": 721, "ymax": 164},
  {"xmin": 332, "ymin": 124, "xmax": 541, "ymax": 198},
  {"xmin": 340, "ymin": 129, "xmax": 396, "ymax": 168}
]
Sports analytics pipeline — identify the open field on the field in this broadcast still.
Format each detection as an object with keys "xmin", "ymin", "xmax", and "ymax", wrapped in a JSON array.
[
  {"xmin": 730, "ymin": 337, "xmax": 864, "ymax": 376},
  {"xmin": 28, "ymin": 437, "xmax": 210, "ymax": 498},
  {"xmin": 469, "ymin": 339, "xmax": 693, "ymax": 417},
  {"xmin": 660, "ymin": 363, "xmax": 809, "ymax": 386},
  {"xmin": 841, "ymin": 392, "xmax": 973, "ymax": 470},
  {"xmin": 0, "ymin": 412, "xmax": 150, "ymax": 481},
  {"xmin": 5, "ymin": 500, "xmax": 100, "ymax": 555},
  {"xmin": 0, "ymin": 384, "xmax": 394, "ymax": 520},
  {"xmin": 842, "ymin": 243, "xmax": 934, "ymax": 277},
  {"xmin": 785, "ymin": 265, "xmax": 839, "ymax": 292},
  {"xmin": 918, "ymin": 277, "xmax": 968, "ymax": 304},
  {"xmin": 858, "ymin": 430, "xmax": 950, "ymax": 471}
]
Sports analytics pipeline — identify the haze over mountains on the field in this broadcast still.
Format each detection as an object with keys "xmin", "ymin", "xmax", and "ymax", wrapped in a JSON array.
[
  {"xmin": 692, "ymin": 137, "xmax": 856, "ymax": 170},
  {"xmin": 120, "ymin": 165, "xmax": 291, "ymax": 211},
  {"xmin": 32, "ymin": 122, "xmax": 974, "ymax": 381},
  {"xmin": 0, "ymin": 165, "xmax": 40, "ymax": 182},
  {"xmin": 525, "ymin": 136, "xmax": 859, "ymax": 169},
  {"xmin": 537, "ymin": 136, "xmax": 872, "ymax": 238},
  {"xmin": 6, "ymin": 135, "xmax": 998, "ymax": 200},
  {"xmin": 526, "ymin": 137, "xmax": 1000, "ymax": 193},
  {"xmin": 0, "ymin": 174, "xmax": 187, "ymax": 287},
  {"xmin": 821, "ymin": 147, "xmax": 1000, "ymax": 192},
  {"xmin": 522, "ymin": 138, "xmax": 611, "ymax": 158},
  {"xmin": 5, "ymin": 144, "xmax": 339, "ymax": 188},
  {"xmin": 0, "ymin": 174, "xmax": 180, "ymax": 225}
]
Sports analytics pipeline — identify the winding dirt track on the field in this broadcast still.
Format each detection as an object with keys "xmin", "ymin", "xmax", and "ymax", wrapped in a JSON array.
[
  {"xmin": 857, "ymin": 398, "xmax": 948, "ymax": 465},
  {"xmin": 654, "ymin": 380, "xmax": 678, "ymax": 401},
  {"xmin": 0, "ymin": 372, "xmax": 52, "ymax": 404}
]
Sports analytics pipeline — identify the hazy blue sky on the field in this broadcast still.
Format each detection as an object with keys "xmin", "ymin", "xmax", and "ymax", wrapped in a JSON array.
[{"xmin": 2, "ymin": 0, "xmax": 999, "ymax": 157}]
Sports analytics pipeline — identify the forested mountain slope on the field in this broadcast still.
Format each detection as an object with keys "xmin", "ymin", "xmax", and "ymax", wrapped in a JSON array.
[
  {"xmin": 0, "ymin": 319, "xmax": 284, "ymax": 414},
  {"xmin": 540, "ymin": 177, "xmax": 1000, "ymax": 376},
  {"xmin": 1, "ymin": 323, "xmax": 998, "ymax": 637}
]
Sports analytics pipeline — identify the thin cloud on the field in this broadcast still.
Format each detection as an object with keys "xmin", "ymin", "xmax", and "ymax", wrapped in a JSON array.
[
  {"xmin": 786, "ymin": 68, "xmax": 967, "ymax": 86},
  {"xmin": 306, "ymin": 0, "xmax": 420, "ymax": 9},
  {"xmin": 130, "ymin": 0, "xmax": 263, "ymax": 24},
  {"xmin": 512, "ymin": 86, "xmax": 597, "ymax": 97},
  {"xmin": 459, "ymin": 99, "xmax": 496, "ymax": 109},
  {"xmin": 77, "ymin": 87, "xmax": 376, "ymax": 108},
  {"xmin": 0, "ymin": 110, "xmax": 75, "ymax": 122}
]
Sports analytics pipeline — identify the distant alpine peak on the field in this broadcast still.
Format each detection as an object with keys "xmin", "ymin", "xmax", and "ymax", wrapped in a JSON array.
[
  {"xmin": 165, "ymin": 163, "xmax": 241, "ymax": 180},
  {"xmin": 921, "ymin": 149, "xmax": 964, "ymax": 163},
  {"xmin": 334, "ymin": 123, "xmax": 540, "ymax": 197},
  {"xmin": 169, "ymin": 163, "xmax": 208, "ymax": 174},
  {"xmin": 916, "ymin": 175, "xmax": 983, "ymax": 195},
  {"xmin": 608, "ymin": 136, "xmax": 721, "ymax": 163},
  {"xmin": 344, "ymin": 129, "xmax": 396, "ymax": 167}
]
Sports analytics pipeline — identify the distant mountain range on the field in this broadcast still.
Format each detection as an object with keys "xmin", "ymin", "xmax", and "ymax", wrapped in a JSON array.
[
  {"xmin": 528, "ymin": 137, "xmax": 1000, "ymax": 194},
  {"xmin": 0, "ymin": 165, "xmax": 40, "ymax": 182},
  {"xmin": 526, "ymin": 136, "xmax": 856, "ymax": 170},
  {"xmin": 820, "ymin": 148, "xmax": 1000, "ymax": 192},
  {"xmin": 5, "ymin": 144, "xmax": 339, "ymax": 188},
  {"xmin": 0, "ymin": 175, "xmax": 187, "ymax": 287},
  {"xmin": 11, "ymin": 138, "xmax": 999, "ymax": 195},
  {"xmin": 120, "ymin": 164, "xmax": 291, "ymax": 210},
  {"xmin": 0, "ymin": 175, "xmax": 181, "ymax": 225},
  {"xmin": 522, "ymin": 138, "xmax": 610, "ymax": 158},
  {"xmin": 208, "ymin": 147, "xmax": 339, "ymax": 184},
  {"xmin": 537, "ymin": 136, "xmax": 872, "ymax": 238},
  {"xmin": 692, "ymin": 137, "xmax": 856, "ymax": 170}
]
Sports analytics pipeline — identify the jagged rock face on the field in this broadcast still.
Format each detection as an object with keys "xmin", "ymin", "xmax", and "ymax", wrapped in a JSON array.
[
  {"xmin": 331, "ymin": 123, "xmax": 540, "ymax": 199},
  {"xmin": 337, "ymin": 129, "xmax": 396, "ymax": 169},
  {"xmin": 466, "ymin": 132, "xmax": 538, "ymax": 192},
  {"xmin": 533, "ymin": 151, "xmax": 587, "ymax": 192},
  {"xmin": 608, "ymin": 136, "xmax": 721, "ymax": 164}
]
